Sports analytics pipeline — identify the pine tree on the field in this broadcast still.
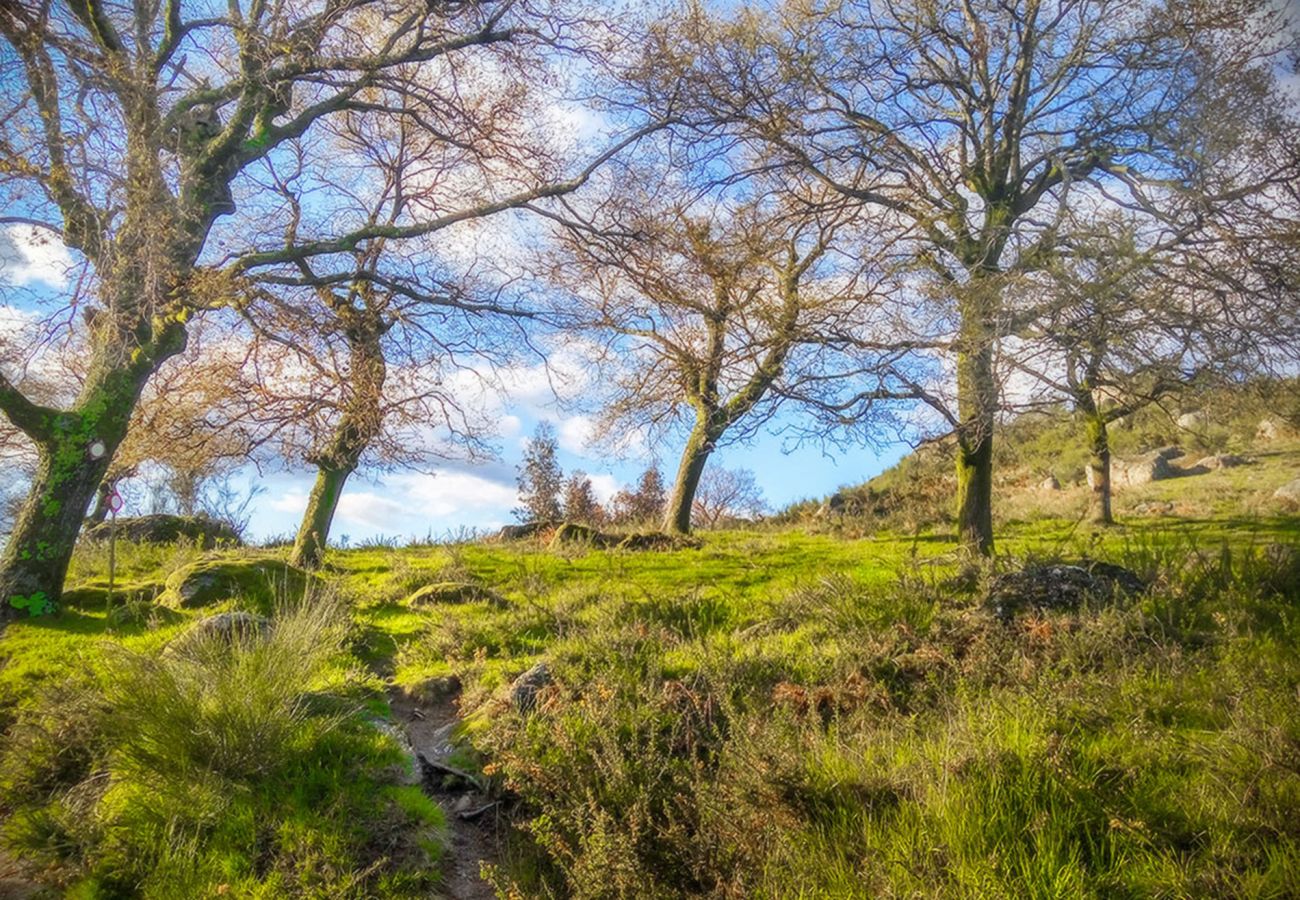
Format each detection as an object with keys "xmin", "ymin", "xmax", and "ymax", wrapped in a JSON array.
[{"xmin": 515, "ymin": 423, "xmax": 564, "ymax": 523}]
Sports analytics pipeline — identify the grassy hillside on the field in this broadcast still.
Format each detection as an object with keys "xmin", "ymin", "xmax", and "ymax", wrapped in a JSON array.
[
  {"xmin": 2, "ymin": 472, "xmax": 1299, "ymax": 897},
  {"xmin": 780, "ymin": 380, "xmax": 1300, "ymax": 533}
]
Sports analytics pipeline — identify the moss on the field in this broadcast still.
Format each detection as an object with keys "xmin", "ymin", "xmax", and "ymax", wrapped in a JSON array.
[
  {"xmin": 405, "ymin": 582, "xmax": 504, "ymax": 607},
  {"xmin": 160, "ymin": 556, "xmax": 322, "ymax": 611}
]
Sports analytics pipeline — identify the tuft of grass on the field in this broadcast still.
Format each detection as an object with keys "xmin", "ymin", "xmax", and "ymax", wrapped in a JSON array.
[{"xmin": 0, "ymin": 594, "xmax": 443, "ymax": 898}]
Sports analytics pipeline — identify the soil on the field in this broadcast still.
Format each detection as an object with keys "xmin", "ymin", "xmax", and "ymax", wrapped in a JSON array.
[{"xmin": 389, "ymin": 689, "xmax": 503, "ymax": 900}]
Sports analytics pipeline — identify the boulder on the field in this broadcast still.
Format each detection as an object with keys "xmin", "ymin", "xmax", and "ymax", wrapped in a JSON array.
[
  {"xmin": 548, "ymin": 522, "xmax": 620, "ymax": 550},
  {"xmin": 84, "ymin": 514, "xmax": 241, "ymax": 548},
  {"xmin": 1114, "ymin": 451, "xmax": 1178, "ymax": 487},
  {"xmin": 165, "ymin": 611, "xmax": 269, "ymax": 656},
  {"xmin": 495, "ymin": 521, "xmax": 559, "ymax": 542},
  {"xmin": 1176, "ymin": 410, "xmax": 1209, "ymax": 430},
  {"xmin": 161, "ymin": 557, "xmax": 320, "ymax": 610},
  {"xmin": 509, "ymin": 661, "xmax": 553, "ymax": 713},
  {"xmin": 987, "ymin": 560, "xmax": 1147, "ymax": 621},
  {"xmin": 1256, "ymin": 418, "xmax": 1287, "ymax": 442},
  {"xmin": 1039, "ymin": 474, "xmax": 1061, "ymax": 492},
  {"xmin": 1274, "ymin": 478, "xmax": 1300, "ymax": 505},
  {"xmin": 405, "ymin": 582, "xmax": 504, "ymax": 607},
  {"xmin": 1193, "ymin": 454, "xmax": 1249, "ymax": 471}
]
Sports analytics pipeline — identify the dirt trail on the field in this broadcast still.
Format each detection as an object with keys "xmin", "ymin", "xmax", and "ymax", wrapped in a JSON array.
[{"xmin": 389, "ymin": 690, "xmax": 502, "ymax": 900}]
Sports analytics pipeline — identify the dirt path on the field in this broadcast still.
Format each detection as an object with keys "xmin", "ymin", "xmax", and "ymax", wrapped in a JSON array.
[{"xmin": 389, "ymin": 689, "xmax": 502, "ymax": 900}]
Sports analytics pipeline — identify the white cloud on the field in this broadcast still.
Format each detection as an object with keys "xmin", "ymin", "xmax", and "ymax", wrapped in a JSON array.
[
  {"xmin": 557, "ymin": 415, "xmax": 595, "ymax": 453},
  {"xmin": 269, "ymin": 490, "xmax": 308, "ymax": 515},
  {"xmin": 588, "ymin": 473, "xmax": 620, "ymax": 504},
  {"xmin": 0, "ymin": 227, "xmax": 72, "ymax": 288},
  {"xmin": 336, "ymin": 491, "xmax": 412, "ymax": 530}
]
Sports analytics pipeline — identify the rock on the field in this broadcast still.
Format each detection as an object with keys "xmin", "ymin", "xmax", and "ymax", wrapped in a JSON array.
[
  {"xmin": 509, "ymin": 661, "xmax": 552, "ymax": 713},
  {"xmin": 1256, "ymin": 418, "xmax": 1288, "ymax": 442},
  {"xmin": 165, "ymin": 611, "xmax": 269, "ymax": 656},
  {"xmin": 84, "ymin": 514, "xmax": 241, "ymax": 548},
  {"xmin": 548, "ymin": 522, "xmax": 619, "ymax": 550},
  {"xmin": 1176, "ymin": 411, "xmax": 1209, "ymax": 430},
  {"xmin": 495, "ymin": 521, "xmax": 559, "ymax": 541},
  {"xmin": 405, "ymin": 582, "xmax": 504, "ymax": 607},
  {"xmin": 1039, "ymin": 474, "xmax": 1061, "ymax": 491},
  {"xmin": 1274, "ymin": 478, "xmax": 1300, "ymax": 505},
  {"xmin": 987, "ymin": 560, "xmax": 1147, "ymax": 620},
  {"xmin": 1193, "ymin": 454, "xmax": 1249, "ymax": 471},
  {"xmin": 1132, "ymin": 500, "xmax": 1176, "ymax": 516},
  {"xmin": 616, "ymin": 532, "xmax": 700, "ymax": 552},
  {"xmin": 1152, "ymin": 446, "xmax": 1185, "ymax": 461},
  {"xmin": 1114, "ymin": 450, "xmax": 1178, "ymax": 486},
  {"xmin": 160, "ymin": 557, "xmax": 320, "ymax": 610}
]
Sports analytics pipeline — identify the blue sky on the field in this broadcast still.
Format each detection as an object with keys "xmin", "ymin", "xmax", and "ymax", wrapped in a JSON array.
[{"xmin": 1, "ymin": 222, "xmax": 911, "ymax": 543}]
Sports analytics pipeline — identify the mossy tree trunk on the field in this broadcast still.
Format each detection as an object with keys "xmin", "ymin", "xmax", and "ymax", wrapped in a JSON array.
[
  {"xmin": 1078, "ymin": 391, "xmax": 1114, "ymax": 525},
  {"xmin": 954, "ymin": 300, "xmax": 997, "ymax": 555},
  {"xmin": 0, "ymin": 332, "xmax": 183, "ymax": 619},
  {"xmin": 663, "ymin": 413, "xmax": 719, "ymax": 534},
  {"xmin": 289, "ymin": 319, "xmax": 387, "ymax": 569}
]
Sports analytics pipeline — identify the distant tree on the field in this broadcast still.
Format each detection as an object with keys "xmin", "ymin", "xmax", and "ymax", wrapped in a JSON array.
[
  {"xmin": 561, "ymin": 471, "xmax": 605, "ymax": 525},
  {"xmin": 692, "ymin": 467, "xmax": 767, "ymax": 529},
  {"xmin": 610, "ymin": 468, "xmax": 667, "ymax": 526},
  {"xmin": 516, "ymin": 423, "xmax": 564, "ymax": 523}
]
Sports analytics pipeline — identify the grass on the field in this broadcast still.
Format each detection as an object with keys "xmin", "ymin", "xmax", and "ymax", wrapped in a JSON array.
[{"xmin": 0, "ymin": 435, "xmax": 1298, "ymax": 896}]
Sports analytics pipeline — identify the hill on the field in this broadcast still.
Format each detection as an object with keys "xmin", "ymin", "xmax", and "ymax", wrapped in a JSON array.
[{"xmin": 1, "ymin": 477, "xmax": 1298, "ymax": 896}]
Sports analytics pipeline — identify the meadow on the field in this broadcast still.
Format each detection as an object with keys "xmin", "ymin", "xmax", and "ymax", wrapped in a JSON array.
[{"xmin": 1, "ymin": 442, "xmax": 1298, "ymax": 898}]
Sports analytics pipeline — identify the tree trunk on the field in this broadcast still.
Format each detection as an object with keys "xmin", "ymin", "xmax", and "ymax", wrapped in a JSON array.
[
  {"xmin": 288, "ymin": 321, "xmax": 386, "ymax": 569},
  {"xmin": 954, "ymin": 338, "xmax": 996, "ymax": 555},
  {"xmin": 0, "ymin": 439, "xmax": 109, "ymax": 619},
  {"xmin": 1079, "ymin": 398, "xmax": 1114, "ymax": 525},
  {"xmin": 663, "ymin": 416, "xmax": 716, "ymax": 535},
  {"xmin": 290, "ymin": 463, "xmax": 354, "ymax": 569}
]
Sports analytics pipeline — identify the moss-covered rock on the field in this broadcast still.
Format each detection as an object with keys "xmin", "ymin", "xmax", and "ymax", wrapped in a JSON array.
[
  {"xmin": 548, "ymin": 523, "xmax": 620, "ymax": 550},
  {"xmin": 405, "ymin": 582, "xmax": 504, "ymax": 607},
  {"xmin": 83, "ymin": 514, "xmax": 242, "ymax": 548},
  {"xmin": 160, "ymin": 557, "xmax": 321, "ymax": 611}
]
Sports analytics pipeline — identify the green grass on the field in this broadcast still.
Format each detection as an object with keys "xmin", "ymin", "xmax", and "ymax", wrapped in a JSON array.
[{"xmin": 3, "ymin": 460, "xmax": 1300, "ymax": 898}]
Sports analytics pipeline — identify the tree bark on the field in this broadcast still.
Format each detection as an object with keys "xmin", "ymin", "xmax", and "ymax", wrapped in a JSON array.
[
  {"xmin": 290, "ymin": 463, "xmax": 354, "ymax": 569},
  {"xmin": 954, "ymin": 331, "xmax": 996, "ymax": 555},
  {"xmin": 0, "ymin": 351, "xmax": 170, "ymax": 620},
  {"xmin": 1078, "ymin": 395, "xmax": 1114, "ymax": 525},
  {"xmin": 663, "ymin": 414, "xmax": 716, "ymax": 535}
]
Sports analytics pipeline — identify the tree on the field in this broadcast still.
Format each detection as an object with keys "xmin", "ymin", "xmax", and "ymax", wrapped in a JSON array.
[
  {"xmin": 691, "ymin": 466, "xmax": 766, "ymax": 529},
  {"xmin": 610, "ymin": 467, "xmax": 667, "ymax": 526},
  {"xmin": 0, "ymin": 0, "xmax": 656, "ymax": 614},
  {"xmin": 561, "ymin": 471, "xmax": 604, "ymax": 525},
  {"xmin": 516, "ymin": 422, "xmax": 563, "ymax": 523},
  {"xmin": 1013, "ymin": 206, "xmax": 1300, "ymax": 524},
  {"xmin": 549, "ymin": 180, "xmax": 897, "ymax": 534},
  {"xmin": 655, "ymin": 0, "xmax": 1298, "ymax": 552}
]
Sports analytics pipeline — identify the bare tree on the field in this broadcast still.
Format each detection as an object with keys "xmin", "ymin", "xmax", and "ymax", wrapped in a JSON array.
[
  {"xmin": 691, "ymin": 466, "xmax": 766, "ymax": 529},
  {"xmin": 549, "ymin": 181, "xmax": 897, "ymax": 534},
  {"xmin": 654, "ymin": 0, "xmax": 1299, "ymax": 552},
  {"xmin": 0, "ymin": 0, "xmax": 656, "ymax": 615}
]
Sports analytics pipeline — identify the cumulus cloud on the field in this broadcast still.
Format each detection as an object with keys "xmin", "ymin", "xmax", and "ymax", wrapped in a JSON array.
[{"xmin": 0, "ymin": 227, "xmax": 72, "ymax": 288}]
